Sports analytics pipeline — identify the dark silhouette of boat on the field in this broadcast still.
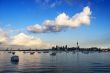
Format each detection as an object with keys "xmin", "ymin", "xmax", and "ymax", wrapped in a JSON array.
[
  {"xmin": 11, "ymin": 55, "xmax": 19, "ymax": 62},
  {"xmin": 30, "ymin": 52, "xmax": 35, "ymax": 55},
  {"xmin": 37, "ymin": 51, "xmax": 41, "ymax": 53},
  {"xmin": 12, "ymin": 52, "xmax": 15, "ymax": 55},
  {"xmin": 50, "ymin": 52, "xmax": 56, "ymax": 56}
]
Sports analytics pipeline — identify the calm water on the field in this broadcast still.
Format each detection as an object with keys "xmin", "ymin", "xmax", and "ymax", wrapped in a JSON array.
[{"xmin": 0, "ymin": 51, "xmax": 110, "ymax": 73}]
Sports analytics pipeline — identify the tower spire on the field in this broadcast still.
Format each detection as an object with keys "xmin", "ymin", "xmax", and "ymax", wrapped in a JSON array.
[{"xmin": 77, "ymin": 41, "xmax": 79, "ymax": 48}]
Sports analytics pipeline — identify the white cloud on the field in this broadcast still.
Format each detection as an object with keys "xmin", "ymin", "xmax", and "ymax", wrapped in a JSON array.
[
  {"xmin": 0, "ymin": 28, "xmax": 51, "ymax": 49},
  {"xmin": 11, "ymin": 33, "xmax": 50, "ymax": 48},
  {"xmin": 27, "ymin": 6, "xmax": 91, "ymax": 33},
  {"xmin": 27, "ymin": 24, "xmax": 44, "ymax": 33},
  {"xmin": 0, "ymin": 28, "xmax": 9, "ymax": 44}
]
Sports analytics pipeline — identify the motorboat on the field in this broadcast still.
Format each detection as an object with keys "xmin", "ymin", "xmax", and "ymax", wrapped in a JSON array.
[
  {"xmin": 50, "ymin": 52, "xmax": 56, "ymax": 56},
  {"xmin": 37, "ymin": 51, "xmax": 41, "ymax": 53},
  {"xmin": 11, "ymin": 55, "xmax": 19, "ymax": 62},
  {"xmin": 12, "ymin": 52, "xmax": 15, "ymax": 55},
  {"xmin": 30, "ymin": 52, "xmax": 35, "ymax": 55}
]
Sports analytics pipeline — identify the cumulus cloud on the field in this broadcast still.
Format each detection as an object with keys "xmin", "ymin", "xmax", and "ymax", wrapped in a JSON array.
[
  {"xmin": 27, "ymin": 6, "xmax": 91, "ymax": 33},
  {"xmin": 0, "ymin": 28, "xmax": 50, "ymax": 49},
  {"xmin": 0, "ymin": 28, "xmax": 9, "ymax": 45},
  {"xmin": 11, "ymin": 33, "xmax": 50, "ymax": 48}
]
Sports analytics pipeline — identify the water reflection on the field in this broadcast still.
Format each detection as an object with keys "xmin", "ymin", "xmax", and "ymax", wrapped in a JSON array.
[
  {"xmin": 89, "ymin": 62, "xmax": 110, "ymax": 73},
  {"xmin": 0, "ymin": 51, "xmax": 110, "ymax": 73},
  {"xmin": 11, "ymin": 61, "xmax": 19, "ymax": 65}
]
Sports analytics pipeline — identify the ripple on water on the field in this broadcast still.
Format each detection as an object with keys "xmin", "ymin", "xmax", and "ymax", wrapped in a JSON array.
[{"xmin": 89, "ymin": 62, "xmax": 110, "ymax": 73}]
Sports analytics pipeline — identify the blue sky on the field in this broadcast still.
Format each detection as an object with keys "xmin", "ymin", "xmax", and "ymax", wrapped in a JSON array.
[{"xmin": 0, "ymin": 0, "xmax": 110, "ymax": 48}]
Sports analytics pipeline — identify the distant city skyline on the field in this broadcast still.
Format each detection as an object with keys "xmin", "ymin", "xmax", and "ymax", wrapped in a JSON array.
[{"xmin": 0, "ymin": 0, "xmax": 110, "ymax": 49}]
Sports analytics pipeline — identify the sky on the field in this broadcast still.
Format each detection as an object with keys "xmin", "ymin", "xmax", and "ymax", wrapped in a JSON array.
[{"xmin": 0, "ymin": 0, "xmax": 110, "ymax": 49}]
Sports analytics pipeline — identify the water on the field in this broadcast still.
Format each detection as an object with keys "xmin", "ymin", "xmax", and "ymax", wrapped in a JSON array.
[{"xmin": 0, "ymin": 51, "xmax": 110, "ymax": 73}]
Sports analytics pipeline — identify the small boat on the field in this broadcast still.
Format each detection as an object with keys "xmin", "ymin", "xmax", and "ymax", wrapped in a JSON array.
[
  {"xmin": 12, "ymin": 52, "xmax": 15, "ymax": 55},
  {"xmin": 30, "ymin": 52, "xmax": 35, "ymax": 55},
  {"xmin": 50, "ymin": 52, "xmax": 56, "ymax": 56},
  {"xmin": 11, "ymin": 55, "xmax": 19, "ymax": 62},
  {"xmin": 37, "ymin": 51, "xmax": 41, "ymax": 53}
]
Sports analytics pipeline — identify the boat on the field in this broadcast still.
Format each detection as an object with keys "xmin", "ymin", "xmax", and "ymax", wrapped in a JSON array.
[
  {"xmin": 11, "ymin": 55, "xmax": 19, "ymax": 62},
  {"xmin": 12, "ymin": 52, "xmax": 15, "ymax": 55},
  {"xmin": 37, "ymin": 51, "xmax": 41, "ymax": 53},
  {"xmin": 50, "ymin": 52, "xmax": 56, "ymax": 56},
  {"xmin": 30, "ymin": 52, "xmax": 35, "ymax": 55}
]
